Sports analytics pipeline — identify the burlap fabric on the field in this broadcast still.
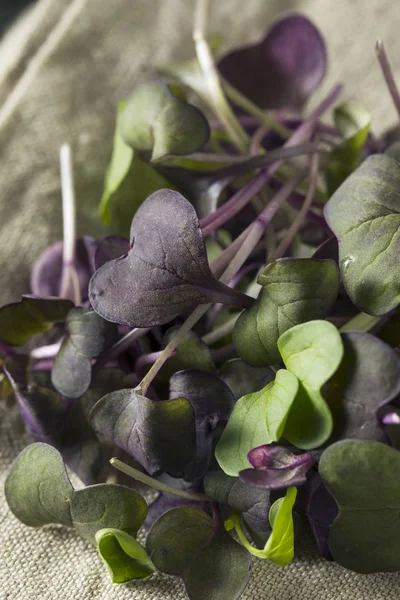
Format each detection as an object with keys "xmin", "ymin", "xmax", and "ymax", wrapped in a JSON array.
[{"xmin": 1, "ymin": 1, "xmax": 400, "ymax": 598}]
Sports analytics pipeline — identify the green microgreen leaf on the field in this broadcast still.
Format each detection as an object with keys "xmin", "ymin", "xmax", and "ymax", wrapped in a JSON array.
[
  {"xmin": 233, "ymin": 258, "xmax": 340, "ymax": 366},
  {"xmin": 5, "ymin": 443, "xmax": 73, "ymax": 527},
  {"xmin": 0, "ymin": 296, "xmax": 73, "ymax": 346},
  {"xmin": 319, "ymin": 439, "xmax": 400, "ymax": 573},
  {"xmin": 158, "ymin": 326, "xmax": 216, "ymax": 380},
  {"xmin": 120, "ymin": 81, "xmax": 210, "ymax": 161},
  {"xmin": 278, "ymin": 320, "xmax": 344, "ymax": 449},
  {"xmin": 324, "ymin": 153, "xmax": 400, "ymax": 315},
  {"xmin": 146, "ymin": 507, "xmax": 252, "ymax": 600},
  {"xmin": 215, "ymin": 369, "xmax": 299, "ymax": 476},
  {"xmin": 325, "ymin": 101, "xmax": 371, "ymax": 195},
  {"xmin": 263, "ymin": 487, "xmax": 297, "ymax": 566},
  {"xmin": 96, "ymin": 528, "xmax": 155, "ymax": 583}
]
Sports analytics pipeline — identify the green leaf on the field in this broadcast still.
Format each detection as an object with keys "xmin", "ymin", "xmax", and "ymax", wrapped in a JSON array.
[
  {"xmin": 263, "ymin": 487, "xmax": 297, "ymax": 566},
  {"xmin": 5, "ymin": 442, "xmax": 73, "ymax": 527},
  {"xmin": 326, "ymin": 101, "xmax": 371, "ymax": 195},
  {"xmin": 70, "ymin": 484, "xmax": 148, "ymax": 545},
  {"xmin": 278, "ymin": 320, "xmax": 343, "ymax": 449},
  {"xmin": 120, "ymin": 81, "xmax": 210, "ymax": 161},
  {"xmin": 99, "ymin": 103, "xmax": 174, "ymax": 230},
  {"xmin": 233, "ymin": 258, "xmax": 340, "ymax": 366},
  {"xmin": 146, "ymin": 507, "xmax": 252, "ymax": 600},
  {"xmin": 99, "ymin": 102, "xmax": 133, "ymax": 224},
  {"xmin": 219, "ymin": 358, "xmax": 275, "ymax": 401},
  {"xmin": 96, "ymin": 528, "xmax": 155, "ymax": 583},
  {"xmin": 319, "ymin": 439, "xmax": 400, "ymax": 573},
  {"xmin": 215, "ymin": 369, "xmax": 299, "ymax": 476},
  {"xmin": 0, "ymin": 296, "xmax": 73, "ymax": 346},
  {"xmin": 324, "ymin": 153, "xmax": 400, "ymax": 315}
]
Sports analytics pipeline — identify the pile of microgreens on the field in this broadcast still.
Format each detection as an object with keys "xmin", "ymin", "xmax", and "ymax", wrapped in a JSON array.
[{"xmin": 3, "ymin": 1, "xmax": 400, "ymax": 597}]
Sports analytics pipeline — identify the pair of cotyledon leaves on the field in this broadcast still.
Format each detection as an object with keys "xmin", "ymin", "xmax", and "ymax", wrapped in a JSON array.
[{"xmin": 216, "ymin": 321, "xmax": 400, "ymax": 477}]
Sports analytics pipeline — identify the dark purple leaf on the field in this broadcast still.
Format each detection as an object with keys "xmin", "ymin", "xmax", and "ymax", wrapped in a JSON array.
[
  {"xmin": 89, "ymin": 189, "xmax": 251, "ymax": 327},
  {"xmin": 219, "ymin": 358, "xmax": 275, "ymax": 401},
  {"xmin": 239, "ymin": 444, "xmax": 315, "ymax": 489},
  {"xmin": 322, "ymin": 332, "xmax": 400, "ymax": 443},
  {"xmin": 94, "ymin": 235, "xmax": 130, "ymax": 270},
  {"xmin": 4, "ymin": 356, "xmax": 103, "ymax": 484},
  {"xmin": 169, "ymin": 370, "xmax": 235, "ymax": 481},
  {"xmin": 90, "ymin": 388, "xmax": 196, "ymax": 477},
  {"xmin": 302, "ymin": 473, "xmax": 337, "ymax": 560},
  {"xmin": 31, "ymin": 236, "xmax": 97, "ymax": 301},
  {"xmin": 218, "ymin": 14, "xmax": 327, "ymax": 110}
]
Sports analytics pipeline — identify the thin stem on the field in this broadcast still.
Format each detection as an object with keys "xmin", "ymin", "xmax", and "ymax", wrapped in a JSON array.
[
  {"xmin": 376, "ymin": 40, "xmax": 400, "ymax": 120},
  {"xmin": 93, "ymin": 327, "xmax": 151, "ymax": 371},
  {"xmin": 230, "ymin": 514, "xmax": 267, "ymax": 559},
  {"xmin": 222, "ymin": 78, "xmax": 292, "ymax": 139},
  {"xmin": 110, "ymin": 458, "xmax": 209, "ymax": 501},
  {"xmin": 202, "ymin": 314, "xmax": 239, "ymax": 345},
  {"xmin": 339, "ymin": 312, "xmax": 381, "ymax": 333},
  {"xmin": 199, "ymin": 85, "xmax": 341, "ymax": 236},
  {"xmin": 30, "ymin": 341, "xmax": 63, "ymax": 360},
  {"xmin": 59, "ymin": 144, "xmax": 81, "ymax": 305},
  {"xmin": 135, "ymin": 350, "xmax": 164, "ymax": 377},
  {"xmin": 270, "ymin": 154, "xmax": 320, "ymax": 261},
  {"xmin": 193, "ymin": 0, "xmax": 249, "ymax": 152},
  {"xmin": 139, "ymin": 304, "xmax": 210, "ymax": 395}
]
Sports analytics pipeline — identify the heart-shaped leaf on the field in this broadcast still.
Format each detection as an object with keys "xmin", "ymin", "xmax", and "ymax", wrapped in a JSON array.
[
  {"xmin": 233, "ymin": 258, "xmax": 340, "ymax": 366},
  {"xmin": 324, "ymin": 153, "xmax": 400, "ymax": 315},
  {"xmin": 278, "ymin": 320, "xmax": 343, "ymax": 449},
  {"xmin": 120, "ymin": 81, "xmax": 210, "ymax": 161},
  {"xmin": 96, "ymin": 528, "xmax": 155, "ymax": 583},
  {"xmin": 51, "ymin": 307, "xmax": 118, "ymax": 399},
  {"xmin": 89, "ymin": 189, "xmax": 252, "ymax": 328},
  {"xmin": 5, "ymin": 442, "xmax": 73, "ymax": 527},
  {"xmin": 322, "ymin": 331, "xmax": 400, "ymax": 442},
  {"xmin": 169, "ymin": 370, "xmax": 235, "ymax": 480},
  {"xmin": 90, "ymin": 388, "xmax": 196, "ymax": 477},
  {"xmin": 239, "ymin": 444, "xmax": 315, "ymax": 489},
  {"xmin": 31, "ymin": 236, "xmax": 97, "ymax": 301},
  {"xmin": 218, "ymin": 14, "xmax": 326, "ymax": 110},
  {"xmin": 70, "ymin": 484, "xmax": 148, "ymax": 545},
  {"xmin": 0, "ymin": 296, "xmax": 73, "ymax": 346},
  {"xmin": 319, "ymin": 439, "xmax": 400, "ymax": 573},
  {"xmin": 204, "ymin": 470, "xmax": 272, "ymax": 547},
  {"xmin": 215, "ymin": 369, "xmax": 299, "ymax": 476},
  {"xmin": 219, "ymin": 358, "xmax": 275, "ymax": 400},
  {"xmin": 146, "ymin": 507, "xmax": 252, "ymax": 600}
]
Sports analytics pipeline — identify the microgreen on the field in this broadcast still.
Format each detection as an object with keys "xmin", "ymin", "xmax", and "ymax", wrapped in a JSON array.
[{"xmin": 5, "ymin": 2, "xmax": 400, "ymax": 597}]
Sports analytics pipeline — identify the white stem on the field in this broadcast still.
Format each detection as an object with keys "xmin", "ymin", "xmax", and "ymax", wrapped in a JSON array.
[{"xmin": 60, "ymin": 144, "xmax": 76, "ymax": 265}]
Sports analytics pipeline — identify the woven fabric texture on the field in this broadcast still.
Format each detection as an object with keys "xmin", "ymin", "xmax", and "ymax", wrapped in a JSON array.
[{"xmin": 1, "ymin": 1, "xmax": 400, "ymax": 598}]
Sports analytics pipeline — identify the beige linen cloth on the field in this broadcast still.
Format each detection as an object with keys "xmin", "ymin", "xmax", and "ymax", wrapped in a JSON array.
[{"xmin": 1, "ymin": 1, "xmax": 400, "ymax": 598}]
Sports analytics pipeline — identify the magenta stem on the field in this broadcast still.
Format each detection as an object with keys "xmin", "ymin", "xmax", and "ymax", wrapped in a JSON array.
[{"xmin": 376, "ymin": 40, "xmax": 400, "ymax": 120}]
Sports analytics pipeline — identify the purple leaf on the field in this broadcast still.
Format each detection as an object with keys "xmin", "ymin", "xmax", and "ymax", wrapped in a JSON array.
[
  {"xmin": 302, "ymin": 473, "xmax": 337, "ymax": 560},
  {"xmin": 94, "ymin": 235, "xmax": 130, "ymax": 270},
  {"xmin": 169, "ymin": 369, "xmax": 235, "ymax": 481},
  {"xmin": 89, "ymin": 189, "xmax": 252, "ymax": 328},
  {"xmin": 31, "ymin": 236, "xmax": 97, "ymax": 301},
  {"xmin": 218, "ymin": 14, "xmax": 327, "ymax": 110},
  {"xmin": 239, "ymin": 444, "xmax": 315, "ymax": 489}
]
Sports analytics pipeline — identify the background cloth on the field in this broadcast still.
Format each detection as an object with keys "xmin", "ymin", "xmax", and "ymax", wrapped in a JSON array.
[{"xmin": 1, "ymin": 1, "xmax": 400, "ymax": 598}]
